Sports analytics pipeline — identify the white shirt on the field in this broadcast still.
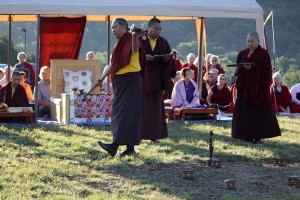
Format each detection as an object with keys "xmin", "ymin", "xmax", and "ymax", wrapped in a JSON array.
[{"xmin": 290, "ymin": 83, "xmax": 300, "ymax": 105}]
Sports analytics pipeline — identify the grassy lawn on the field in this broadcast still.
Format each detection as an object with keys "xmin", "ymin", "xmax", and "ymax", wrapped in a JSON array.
[{"xmin": 0, "ymin": 115, "xmax": 300, "ymax": 199}]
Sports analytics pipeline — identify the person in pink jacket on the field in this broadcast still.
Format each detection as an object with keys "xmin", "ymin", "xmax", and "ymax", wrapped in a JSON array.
[{"xmin": 171, "ymin": 68, "xmax": 203, "ymax": 108}]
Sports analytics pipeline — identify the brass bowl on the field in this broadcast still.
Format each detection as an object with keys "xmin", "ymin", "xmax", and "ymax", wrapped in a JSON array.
[
  {"xmin": 224, "ymin": 179, "xmax": 236, "ymax": 189},
  {"xmin": 149, "ymin": 162, "xmax": 163, "ymax": 170},
  {"xmin": 182, "ymin": 170, "xmax": 195, "ymax": 179},
  {"xmin": 207, "ymin": 159, "xmax": 213, "ymax": 167},
  {"xmin": 295, "ymin": 178, "xmax": 300, "ymax": 188},
  {"xmin": 273, "ymin": 157, "xmax": 284, "ymax": 166},
  {"xmin": 287, "ymin": 176, "xmax": 298, "ymax": 186},
  {"xmin": 212, "ymin": 160, "xmax": 222, "ymax": 168}
]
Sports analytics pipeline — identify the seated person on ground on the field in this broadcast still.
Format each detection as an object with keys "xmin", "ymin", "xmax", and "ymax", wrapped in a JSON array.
[
  {"xmin": 209, "ymin": 68, "xmax": 218, "ymax": 87},
  {"xmin": 164, "ymin": 70, "xmax": 181, "ymax": 100},
  {"xmin": 14, "ymin": 52, "xmax": 35, "ymax": 87},
  {"xmin": 270, "ymin": 72, "xmax": 292, "ymax": 113},
  {"xmin": 0, "ymin": 68, "xmax": 4, "ymax": 80},
  {"xmin": 0, "ymin": 70, "xmax": 29, "ymax": 107},
  {"xmin": 203, "ymin": 55, "xmax": 225, "ymax": 76},
  {"xmin": 86, "ymin": 51, "xmax": 96, "ymax": 60},
  {"xmin": 206, "ymin": 74, "xmax": 233, "ymax": 112},
  {"xmin": 34, "ymin": 66, "xmax": 51, "ymax": 118},
  {"xmin": 20, "ymin": 71, "xmax": 34, "ymax": 102},
  {"xmin": 0, "ymin": 66, "xmax": 13, "ymax": 87},
  {"xmin": 171, "ymin": 49, "xmax": 182, "ymax": 71},
  {"xmin": 171, "ymin": 68, "xmax": 202, "ymax": 108},
  {"xmin": 181, "ymin": 53, "xmax": 198, "ymax": 83},
  {"xmin": 290, "ymin": 81, "xmax": 300, "ymax": 113}
]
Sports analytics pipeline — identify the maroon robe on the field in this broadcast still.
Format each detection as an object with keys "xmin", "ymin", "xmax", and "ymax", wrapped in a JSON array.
[
  {"xmin": 232, "ymin": 45, "xmax": 281, "ymax": 140},
  {"xmin": 110, "ymin": 32, "xmax": 146, "ymax": 145},
  {"xmin": 290, "ymin": 92, "xmax": 300, "ymax": 113},
  {"xmin": 203, "ymin": 63, "xmax": 225, "ymax": 76},
  {"xmin": 210, "ymin": 85, "xmax": 232, "ymax": 106},
  {"xmin": 182, "ymin": 63, "xmax": 198, "ymax": 83},
  {"xmin": 270, "ymin": 85, "xmax": 292, "ymax": 112},
  {"xmin": 174, "ymin": 59, "xmax": 182, "ymax": 71},
  {"xmin": 140, "ymin": 36, "xmax": 171, "ymax": 140},
  {"xmin": 0, "ymin": 82, "xmax": 29, "ymax": 107}
]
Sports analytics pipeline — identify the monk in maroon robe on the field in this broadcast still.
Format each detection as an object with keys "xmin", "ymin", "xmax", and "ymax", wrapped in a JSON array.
[
  {"xmin": 232, "ymin": 32, "xmax": 281, "ymax": 143},
  {"xmin": 181, "ymin": 53, "xmax": 198, "ymax": 83},
  {"xmin": 14, "ymin": 52, "xmax": 36, "ymax": 87},
  {"xmin": 140, "ymin": 18, "xmax": 171, "ymax": 142},
  {"xmin": 97, "ymin": 18, "xmax": 146, "ymax": 157},
  {"xmin": 207, "ymin": 74, "xmax": 232, "ymax": 112},
  {"xmin": 0, "ymin": 71, "xmax": 29, "ymax": 122},
  {"xmin": 0, "ymin": 71, "xmax": 29, "ymax": 107},
  {"xmin": 270, "ymin": 72, "xmax": 292, "ymax": 112}
]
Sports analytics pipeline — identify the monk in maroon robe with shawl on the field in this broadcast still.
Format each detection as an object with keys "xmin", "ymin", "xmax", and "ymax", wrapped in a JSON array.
[
  {"xmin": 270, "ymin": 72, "xmax": 292, "ymax": 112},
  {"xmin": 232, "ymin": 32, "xmax": 281, "ymax": 143},
  {"xmin": 140, "ymin": 18, "xmax": 171, "ymax": 142},
  {"xmin": 206, "ymin": 74, "xmax": 232, "ymax": 112},
  {"xmin": 0, "ymin": 71, "xmax": 29, "ymax": 122},
  {"xmin": 97, "ymin": 18, "xmax": 146, "ymax": 157}
]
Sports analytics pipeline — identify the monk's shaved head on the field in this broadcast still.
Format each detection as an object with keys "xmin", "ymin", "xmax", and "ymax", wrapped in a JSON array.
[{"xmin": 247, "ymin": 32, "xmax": 260, "ymax": 41}]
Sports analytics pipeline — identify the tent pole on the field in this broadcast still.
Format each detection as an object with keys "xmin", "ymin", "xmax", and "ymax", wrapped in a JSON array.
[
  {"xmin": 34, "ymin": 15, "xmax": 40, "ymax": 124},
  {"xmin": 106, "ymin": 15, "xmax": 111, "ymax": 93},
  {"xmin": 197, "ymin": 17, "xmax": 204, "ymax": 99},
  {"xmin": 7, "ymin": 15, "xmax": 12, "ymax": 83}
]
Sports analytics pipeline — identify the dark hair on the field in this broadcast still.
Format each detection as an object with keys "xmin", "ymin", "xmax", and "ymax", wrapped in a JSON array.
[
  {"xmin": 181, "ymin": 68, "xmax": 191, "ymax": 78},
  {"xmin": 12, "ymin": 70, "xmax": 21, "ymax": 77},
  {"xmin": 148, "ymin": 17, "xmax": 161, "ymax": 27},
  {"xmin": 113, "ymin": 18, "xmax": 128, "ymax": 30}
]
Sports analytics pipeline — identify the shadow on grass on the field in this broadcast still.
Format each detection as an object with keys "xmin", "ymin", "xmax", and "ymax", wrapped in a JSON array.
[{"xmin": 0, "ymin": 129, "xmax": 41, "ymax": 147}]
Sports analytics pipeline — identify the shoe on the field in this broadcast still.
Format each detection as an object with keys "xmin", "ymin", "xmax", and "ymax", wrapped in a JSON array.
[
  {"xmin": 151, "ymin": 140, "xmax": 160, "ymax": 144},
  {"xmin": 119, "ymin": 149, "xmax": 137, "ymax": 158},
  {"xmin": 97, "ymin": 141, "xmax": 117, "ymax": 157},
  {"xmin": 253, "ymin": 139, "xmax": 261, "ymax": 144},
  {"xmin": 244, "ymin": 138, "xmax": 254, "ymax": 143}
]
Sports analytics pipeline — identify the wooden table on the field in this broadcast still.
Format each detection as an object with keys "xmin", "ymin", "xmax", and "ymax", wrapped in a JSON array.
[
  {"xmin": 181, "ymin": 108, "xmax": 218, "ymax": 120},
  {"xmin": 0, "ymin": 112, "xmax": 35, "ymax": 123}
]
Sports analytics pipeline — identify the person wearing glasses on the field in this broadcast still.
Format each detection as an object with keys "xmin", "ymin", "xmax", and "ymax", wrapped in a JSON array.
[
  {"xmin": 206, "ymin": 74, "xmax": 232, "ymax": 112},
  {"xmin": 139, "ymin": 17, "xmax": 173, "ymax": 143},
  {"xmin": 231, "ymin": 32, "xmax": 281, "ymax": 144}
]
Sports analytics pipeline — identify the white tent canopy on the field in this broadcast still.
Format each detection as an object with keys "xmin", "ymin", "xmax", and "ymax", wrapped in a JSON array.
[{"xmin": 0, "ymin": 0, "xmax": 265, "ymax": 44}]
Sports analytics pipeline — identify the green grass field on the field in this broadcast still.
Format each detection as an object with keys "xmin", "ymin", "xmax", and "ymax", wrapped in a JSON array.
[{"xmin": 0, "ymin": 115, "xmax": 300, "ymax": 199}]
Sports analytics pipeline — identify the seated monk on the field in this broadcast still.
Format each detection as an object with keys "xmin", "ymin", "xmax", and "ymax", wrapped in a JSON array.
[
  {"xmin": 290, "ymin": 82, "xmax": 300, "ymax": 113},
  {"xmin": 171, "ymin": 68, "xmax": 202, "ymax": 108},
  {"xmin": 203, "ymin": 55, "xmax": 225, "ymax": 76},
  {"xmin": 0, "ymin": 71, "xmax": 29, "ymax": 122},
  {"xmin": 20, "ymin": 71, "xmax": 34, "ymax": 102},
  {"xmin": 270, "ymin": 72, "xmax": 292, "ymax": 113},
  {"xmin": 0, "ymin": 70, "xmax": 29, "ymax": 107},
  {"xmin": 181, "ymin": 53, "xmax": 198, "ymax": 83},
  {"xmin": 207, "ymin": 74, "xmax": 233, "ymax": 112}
]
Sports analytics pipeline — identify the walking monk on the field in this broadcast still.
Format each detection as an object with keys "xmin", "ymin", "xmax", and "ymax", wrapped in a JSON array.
[{"xmin": 97, "ymin": 18, "xmax": 146, "ymax": 157}]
